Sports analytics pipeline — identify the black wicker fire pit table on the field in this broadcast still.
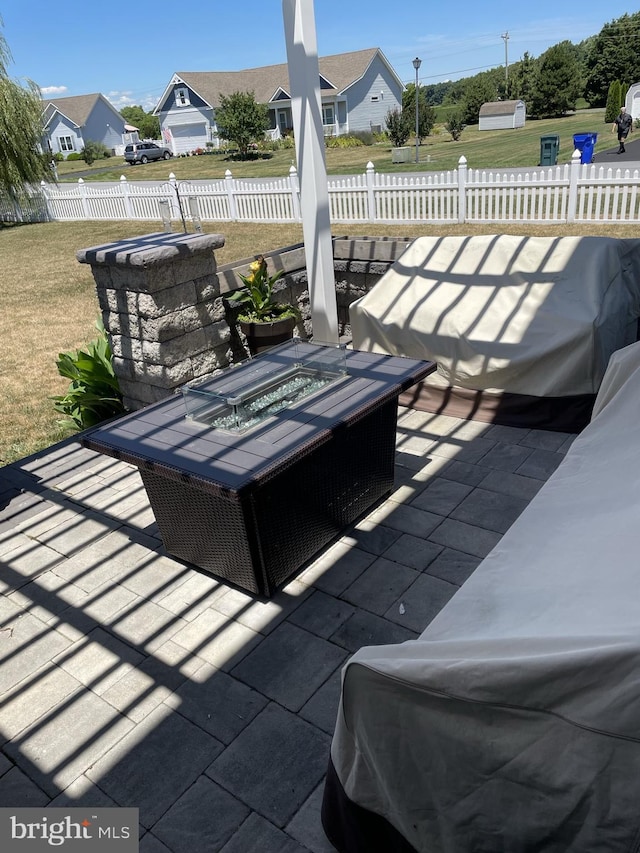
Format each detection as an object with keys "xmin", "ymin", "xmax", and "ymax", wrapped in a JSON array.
[{"xmin": 82, "ymin": 341, "xmax": 435, "ymax": 597}]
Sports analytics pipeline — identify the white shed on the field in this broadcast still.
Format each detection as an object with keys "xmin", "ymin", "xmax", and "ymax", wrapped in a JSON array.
[
  {"xmin": 625, "ymin": 83, "xmax": 640, "ymax": 123},
  {"xmin": 478, "ymin": 99, "xmax": 526, "ymax": 130}
]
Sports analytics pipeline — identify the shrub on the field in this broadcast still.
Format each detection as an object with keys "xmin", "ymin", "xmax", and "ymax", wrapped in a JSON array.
[
  {"xmin": 445, "ymin": 112, "xmax": 465, "ymax": 141},
  {"xmin": 52, "ymin": 320, "xmax": 125, "ymax": 430},
  {"xmin": 66, "ymin": 152, "xmax": 83, "ymax": 161},
  {"xmin": 325, "ymin": 135, "xmax": 364, "ymax": 148},
  {"xmin": 385, "ymin": 107, "xmax": 411, "ymax": 147},
  {"xmin": 81, "ymin": 140, "xmax": 111, "ymax": 165},
  {"xmin": 350, "ymin": 130, "xmax": 375, "ymax": 145}
]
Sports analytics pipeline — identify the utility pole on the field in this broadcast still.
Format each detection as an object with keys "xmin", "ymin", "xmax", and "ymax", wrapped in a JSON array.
[{"xmin": 501, "ymin": 32, "xmax": 510, "ymax": 85}]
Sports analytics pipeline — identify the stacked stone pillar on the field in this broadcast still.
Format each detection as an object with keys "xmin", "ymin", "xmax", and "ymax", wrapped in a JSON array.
[{"xmin": 77, "ymin": 232, "xmax": 230, "ymax": 411}]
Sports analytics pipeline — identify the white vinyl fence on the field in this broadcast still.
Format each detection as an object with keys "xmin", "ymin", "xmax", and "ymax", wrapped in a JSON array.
[{"xmin": 4, "ymin": 151, "xmax": 640, "ymax": 226}]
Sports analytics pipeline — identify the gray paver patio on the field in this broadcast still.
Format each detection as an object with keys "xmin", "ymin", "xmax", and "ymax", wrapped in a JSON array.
[{"xmin": 0, "ymin": 408, "xmax": 575, "ymax": 850}]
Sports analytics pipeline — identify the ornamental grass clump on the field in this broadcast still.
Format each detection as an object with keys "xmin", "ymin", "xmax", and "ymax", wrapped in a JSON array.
[{"xmin": 227, "ymin": 255, "xmax": 296, "ymax": 323}]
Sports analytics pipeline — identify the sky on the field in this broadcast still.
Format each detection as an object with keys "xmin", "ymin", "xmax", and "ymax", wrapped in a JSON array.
[{"xmin": 2, "ymin": 1, "xmax": 638, "ymax": 111}]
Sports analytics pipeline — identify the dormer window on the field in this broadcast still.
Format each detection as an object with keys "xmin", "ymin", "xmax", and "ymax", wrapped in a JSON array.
[{"xmin": 175, "ymin": 88, "xmax": 190, "ymax": 107}]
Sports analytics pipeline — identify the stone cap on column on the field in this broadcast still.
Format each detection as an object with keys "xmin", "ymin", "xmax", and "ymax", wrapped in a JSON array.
[{"xmin": 76, "ymin": 232, "xmax": 225, "ymax": 268}]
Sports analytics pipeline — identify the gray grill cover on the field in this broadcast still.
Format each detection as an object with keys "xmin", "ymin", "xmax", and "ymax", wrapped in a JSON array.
[
  {"xmin": 350, "ymin": 234, "xmax": 640, "ymax": 396},
  {"xmin": 331, "ymin": 340, "xmax": 640, "ymax": 851}
]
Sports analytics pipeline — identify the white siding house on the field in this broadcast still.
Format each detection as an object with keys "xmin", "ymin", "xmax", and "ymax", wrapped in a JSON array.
[
  {"xmin": 41, "ymin": 94, "xmax": 132, "ymax": 158},
  {"xmin": 153, "ymin": 48, "xmax": 404, "ymax": 154},
  {"xmin": 478, "ymin": 100, "xmax": 526, "ymax": 131}
]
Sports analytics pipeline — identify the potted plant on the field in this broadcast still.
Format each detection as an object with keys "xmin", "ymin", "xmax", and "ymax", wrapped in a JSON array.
[{"xmin": 228, "ymin": 255, "xmax": 298, "ymax": 355}]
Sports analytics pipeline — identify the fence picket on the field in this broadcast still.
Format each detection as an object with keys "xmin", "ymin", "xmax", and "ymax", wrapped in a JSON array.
[{"xmin": 6, "ymin": 153, "xmax": 640, "ymax": 226}]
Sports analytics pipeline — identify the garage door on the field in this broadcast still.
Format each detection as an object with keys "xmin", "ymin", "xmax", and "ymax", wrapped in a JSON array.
[{"xmin": 169, "ymin": 123, "xmax": 207, "ymax": 154}]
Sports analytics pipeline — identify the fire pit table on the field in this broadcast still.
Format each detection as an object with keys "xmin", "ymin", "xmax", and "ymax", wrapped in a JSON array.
[{"xmin": 83, "ymin": 342, "xmax": 435, "ymax": 596}]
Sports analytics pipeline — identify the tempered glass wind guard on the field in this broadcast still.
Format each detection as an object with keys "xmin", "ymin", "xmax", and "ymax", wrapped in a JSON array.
[{"xmin": 181, "ymin": 340, "xmax": 348, "ymax": 433}]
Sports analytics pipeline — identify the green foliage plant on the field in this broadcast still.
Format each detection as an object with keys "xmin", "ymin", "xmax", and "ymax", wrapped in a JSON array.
[
  {"xmin": 119, "ymin": 105, "xmax": 160, "ymax": 140},
  {"xmin": 81, "ymin": 140, "xmax": 111, "ymax": 165},
  {"xmin": 445, "ymin": 112, "xmax": 465, "ymax": 141},
  {"xmin": 227, "ymin": 255, "xmax": 295, "ymax": 323},
  {"xmin": 325, "ymin": 135, "xmax": 364, "ymax": 148},
  {"xmin": 605, "ymin": 81, "xmax": 622, "ymax": 123},
  {"xmin": 215, "ymin": 91, "xmax": 270, "ymax": 158},
  {"xmin": 52, "ymin": 320, "xmax": 125, "ymax": 430},
  {"xmin": 385, "ymin": 107, "xmax": 411, "ymax": 147}
]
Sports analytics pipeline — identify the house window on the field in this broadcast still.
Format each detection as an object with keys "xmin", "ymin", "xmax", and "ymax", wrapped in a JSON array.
[
  {"xmin": 371, "ymin": 95, "xmax": 379, "ymax": 102},
  {"xmin": 322, "ymin": 105, "xmax": 335, "ymax": 126},
  {"xmin": 175, "ymin": 88, "xmax": 190, "ymax": 107},
  {"xmin": 58, "ymin": 136, "xmax": 74, "ymax": 152}
]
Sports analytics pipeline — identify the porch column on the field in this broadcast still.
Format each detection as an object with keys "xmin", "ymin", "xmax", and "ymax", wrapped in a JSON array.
[{"xmin": 282, "ymin": 0, "xmax": 339, "ymax": 344}]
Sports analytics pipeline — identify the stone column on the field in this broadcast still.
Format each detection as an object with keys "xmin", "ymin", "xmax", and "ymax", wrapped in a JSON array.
[{"xmin": 77, "ymin": 232, "xmax": 229, "ymax": 411}]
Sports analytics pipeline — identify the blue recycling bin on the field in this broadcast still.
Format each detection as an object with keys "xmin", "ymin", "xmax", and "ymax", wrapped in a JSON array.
[{"xmin": 573, "ymin": 132, "xmax": 598, "ymax": 164}]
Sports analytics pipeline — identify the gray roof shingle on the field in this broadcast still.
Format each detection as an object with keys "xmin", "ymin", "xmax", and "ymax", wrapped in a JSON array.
[{"xmin": 171, "ymin": 47, "xmax": 381, "ymax": 108}]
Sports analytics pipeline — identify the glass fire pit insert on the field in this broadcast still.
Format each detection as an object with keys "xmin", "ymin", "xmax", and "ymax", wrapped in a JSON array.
[{"xmin": 181, "ymin": 341, "xmax": 348, "ymax": 433}]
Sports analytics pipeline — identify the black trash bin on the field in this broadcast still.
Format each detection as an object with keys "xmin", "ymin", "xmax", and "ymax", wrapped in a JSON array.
[
  {"xmin": 573, "ymin": 132, "xmax": 598, "ymax": 164},
  {"xmin": 540, "ymin": 134, "xmax": 560, "ymax": 166}
]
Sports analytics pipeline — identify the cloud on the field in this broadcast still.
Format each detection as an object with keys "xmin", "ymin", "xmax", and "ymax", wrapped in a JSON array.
[
  {"xmin": 40, "ymin": 86, "xmax": 68, "ymax": 96},
  {"xmin": 107, "ymin": 90, "xmax": 158, "ymax": 112}
]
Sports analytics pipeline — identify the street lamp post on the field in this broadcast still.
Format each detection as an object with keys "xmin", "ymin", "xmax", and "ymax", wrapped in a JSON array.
[{"xmin": 413, "ymin": 57, "xmax": 421, "ymax": 164}]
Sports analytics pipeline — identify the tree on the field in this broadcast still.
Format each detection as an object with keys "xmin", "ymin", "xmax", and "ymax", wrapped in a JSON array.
[
  {"xmin": 508, "ymin": 52, "xmax": 538, "ymax": 109},
  {"xmin": 120, "ymin": 105, "xmax": 160, "ymax": 140},
  {"xmin": 385, "ymin": 107, "xmax": 411, "ymax": 147},
  {"xmin": 445, "ymin": 112, "xmax": 465, "ymax": 141},
  {"xmin": 461, "ymin": 74, "xmax": 499, "ymax": 125},
  {"xmin": 214, "ymin": 91, "xmax": 269, "ymax": 157},
  {"xmin": 402, "ymin": 83, "xmax": 436, "ymax": 142},
  {"xmin": 605, "ymin": 80, "xmax": 622, "ymax": 123},
  {"xmin": 529, "ymin": 41, "xmax": 581, "ymax": 117},
  {"xmin": 584, "ymin": 13, "xmax": 640, "ymax": 107},
  {"xmin": 0, "ymin": 24, "xmax": 53, "ymax": 196}
]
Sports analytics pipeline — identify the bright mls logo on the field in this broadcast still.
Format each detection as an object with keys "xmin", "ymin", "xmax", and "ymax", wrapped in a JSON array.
[{"xmin": 0, "ymin": 808, "xmax": 138, "ymax": 851}]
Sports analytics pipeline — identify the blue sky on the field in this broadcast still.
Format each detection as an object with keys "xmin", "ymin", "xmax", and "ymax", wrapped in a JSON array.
[{"xmin": 3, "ymin": 1, "xmax": 637, "ymax": 110}]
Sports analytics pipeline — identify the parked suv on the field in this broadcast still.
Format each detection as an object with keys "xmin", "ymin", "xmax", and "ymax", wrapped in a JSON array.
[{"xmin": 124, "ymin": 142, "xmax": 173, "ymax": 165}]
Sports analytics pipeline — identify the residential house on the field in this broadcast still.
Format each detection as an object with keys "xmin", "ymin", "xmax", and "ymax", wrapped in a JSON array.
[
  {"xmin": 42, "ymin": 93, "xmax": 137, "ymax": 158},
  {"xmin": 153, "ymin": 48, "xmax": 404, "ymax": 155},
  {"xmin": 478, "ymin": 100, "xmax": 526, "ymax": 131}
]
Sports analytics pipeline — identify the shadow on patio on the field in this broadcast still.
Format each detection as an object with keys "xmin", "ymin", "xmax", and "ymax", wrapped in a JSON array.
[{"xmin": 0, "ymin": 410, "xmax": 573, "ymax": 851}]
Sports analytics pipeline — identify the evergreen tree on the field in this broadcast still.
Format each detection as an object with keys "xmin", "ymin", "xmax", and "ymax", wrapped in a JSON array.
[
  {"xmin": 508, "ymin": 52, "xmax": 538, "ymax": 110},
  {"xmin": 605, "ymin": 80, "xmax": 621, "ymax": 123},
  {"xmin": 584, "ymin": 13, "xmax": 640, "ymax": 106},
  {"xmin": 214, "ymin": 91, "xmax": 269, "ymax": 157},
  {"xmin": 529, "ymin": 41, "xmax": 581, "ymax": 117},
  {"xmin": 461, "ymin": 74, "xmax": 499, "ymax": 124},
  {"xmin": 0, "ymin": 24, "xmax": 53, "ymax": 196}
]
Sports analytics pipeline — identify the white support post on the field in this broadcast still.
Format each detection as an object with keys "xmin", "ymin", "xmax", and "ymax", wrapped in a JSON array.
[
  {"xmin": 224, "ymin": 169, "xmax": 238, "ymax": 221},
  {"xmin": 289, "ymin": 165, "xmax": 302, "ymax": 221},
  {"xmin": 120, "ymin": 175, "xmax": 132, "ymax": 220},
  {"xmin": 282, "ymin": 0, "xmax": 339, "ymax": 344},
  {"xmin": 457, "ymin": 156, "xmax": 467, "ymax": 224},
  {"xmin": 366, "ymin": 161, "xmax": 376, "ymax": 223},
  {"xmin": 78, "ymin": 178, "xmax": 90, "ymax": 220},
  {"xmin": 567, "ymin": 149, "xmax": 581, "ymax": 223}
]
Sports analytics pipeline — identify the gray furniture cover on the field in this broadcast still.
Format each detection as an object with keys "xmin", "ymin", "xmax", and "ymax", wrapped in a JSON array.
[
  {"xmin": 323, "ymin": 340, "xmax": 640, "ymax": 853},
  {"xmin": 349, "ymin": 235, "xmax": 640, "ymax": 429}
]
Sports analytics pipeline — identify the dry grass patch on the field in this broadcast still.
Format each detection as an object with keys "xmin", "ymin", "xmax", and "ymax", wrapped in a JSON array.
[{"xmin": 1, "ymin": 218, "xmax": 636, "ymax": 465}]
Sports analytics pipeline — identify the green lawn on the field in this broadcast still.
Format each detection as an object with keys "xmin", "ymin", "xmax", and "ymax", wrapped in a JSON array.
[{"xmin": 57, "ymin": 109, "xmax": 611, "ymax": 183}]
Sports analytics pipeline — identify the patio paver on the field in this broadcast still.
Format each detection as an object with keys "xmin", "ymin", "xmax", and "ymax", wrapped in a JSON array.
[{"xmin": 0, "ymin": 407, "xmax": 575, "ymax": 850}]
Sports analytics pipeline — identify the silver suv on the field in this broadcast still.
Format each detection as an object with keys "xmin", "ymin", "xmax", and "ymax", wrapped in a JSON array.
[{"xmin": 124, "ymin": 142, "xmax": 173, "ymax": 164}]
